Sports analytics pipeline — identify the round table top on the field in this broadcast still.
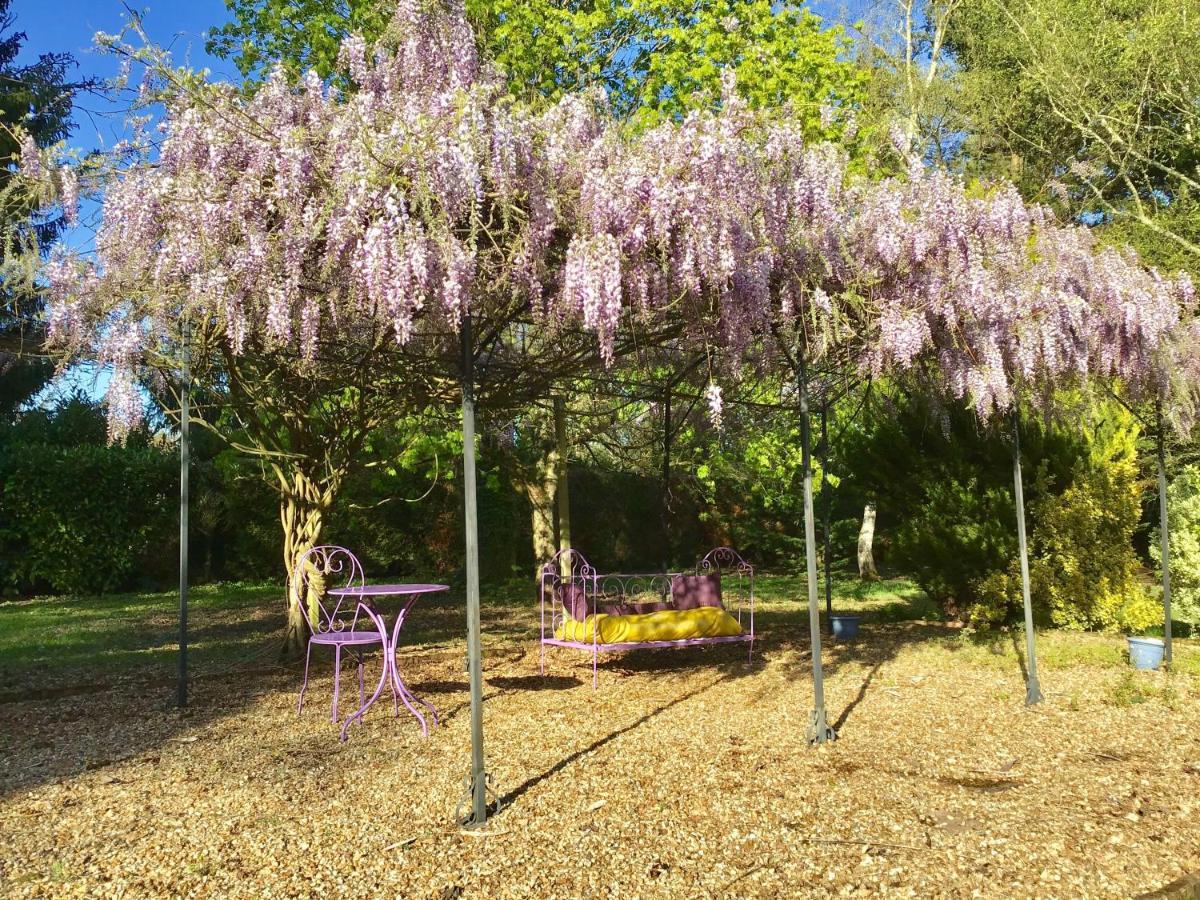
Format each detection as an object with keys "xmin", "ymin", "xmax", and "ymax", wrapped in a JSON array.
[{"xmin": 327, "ymin": 583, "xmax": 449, "ymax": 597}]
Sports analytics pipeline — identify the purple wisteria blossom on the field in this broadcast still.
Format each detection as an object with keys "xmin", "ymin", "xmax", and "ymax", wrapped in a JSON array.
[{"xmin": 19, "ymin": 1, "xmax": 1198, "ymax": 439}]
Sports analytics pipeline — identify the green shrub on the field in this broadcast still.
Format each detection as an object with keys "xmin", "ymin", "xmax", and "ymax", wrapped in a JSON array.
[
  {"xmin": 838, "ymin": 389, "xmax": 1075, "ymax": 620},
  {"xmin": 1150, "ymin": 464, "xmax": 1200, "ymax": 625},
  {"xmin": 892, "ymin": 475, "xmax": 1017, "ymax": 621},
  {"xmin": 0, "ymin": 442, "xmax": 177, "ymax": 594},
  {"xmin": 838, "ymin": 387, "xmax": 1151, "ymax": 631},
  {"xmin": 967, "ymin": 403, "xmax": 1152, "ymax": 632}
]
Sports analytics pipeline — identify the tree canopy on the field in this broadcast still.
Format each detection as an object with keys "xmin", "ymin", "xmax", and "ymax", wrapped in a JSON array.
[
  {"xmin": 0, "ymin": 0, "xmax": 90, "ymax": 414},
  {"xmin": 208, "ymin": 0, "xmax": 866, "ymax": 138},
  {"xmin": 23, "ymin": 1, "xmax": 1199, "ymax": 444},
  {"xmin": 943, "ymin": 0, "xmax": 1200, "ymax": 274}
]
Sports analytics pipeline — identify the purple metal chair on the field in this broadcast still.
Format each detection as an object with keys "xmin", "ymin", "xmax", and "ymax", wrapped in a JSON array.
[{"xmin": 292, "ymin": 545, "xmax": 390, "ymax": 737}]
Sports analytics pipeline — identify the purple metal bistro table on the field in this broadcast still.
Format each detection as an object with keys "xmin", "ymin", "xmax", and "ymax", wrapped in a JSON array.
[{"xmin": 327, "ymin": 583, "xmax": 448, "ymax": 739}]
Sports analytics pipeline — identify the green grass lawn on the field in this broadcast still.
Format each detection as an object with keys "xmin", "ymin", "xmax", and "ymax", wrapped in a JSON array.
[
  {"xmin": 0, "ymin": 583, "xmax": 282, "ymax": 693},
  {"xmin": 2, "ymin": 572, "xmax": 1197, "ymax": 693}
]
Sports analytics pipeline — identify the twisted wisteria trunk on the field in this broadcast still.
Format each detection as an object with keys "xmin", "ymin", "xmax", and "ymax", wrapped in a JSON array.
[{"xmin": 280, "ymin": 469, "xmax": 336, "ymax": 659}]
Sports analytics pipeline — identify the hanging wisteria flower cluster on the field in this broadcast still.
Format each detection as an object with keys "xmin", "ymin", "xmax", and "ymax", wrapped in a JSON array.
[
  {"xmin": 560, "ymin": 80, "xmax": 1198, "ymax": 421},
  {"xmin": 22, "ymin": 0, "xmax": 1198, "ymax": 440},
  {"xmin": 31, "ymin": 0, "xmax": 606, "ymax": 438}
]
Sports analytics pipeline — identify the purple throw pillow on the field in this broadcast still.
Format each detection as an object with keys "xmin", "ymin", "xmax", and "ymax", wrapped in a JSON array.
[
  {"xmin": 671, "ymin": 573, "xmax": 723, "ymax": 610},
  {"xmin": 556, "ymin": 583, "xmax": 590, "ymax": 620}
]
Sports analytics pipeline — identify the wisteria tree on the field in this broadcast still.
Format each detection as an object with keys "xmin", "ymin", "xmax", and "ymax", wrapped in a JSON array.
[
  {"xmin": 21, "ymin": 0, "xmax": 1199, "ymax": 810},
  {"xmin": 552, "ymin": 76, "xmax": 1197, "ymax": 728},
  {"xmin": 23, "ymin": 2, "xmax": 652, "ymax": 655}
]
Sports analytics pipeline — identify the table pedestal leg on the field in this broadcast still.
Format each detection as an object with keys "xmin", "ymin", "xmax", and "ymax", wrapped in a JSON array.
[
  {"xmin": 390, "ymin": 648, "xmax": 439, "ymax": 736},
  {"xmin": 339, "ymin": 648, "xmax": 390, "ymax": 742},
  {"xmin": 387, "ymin": 598, "xmax": 439, "ymax": 736}
]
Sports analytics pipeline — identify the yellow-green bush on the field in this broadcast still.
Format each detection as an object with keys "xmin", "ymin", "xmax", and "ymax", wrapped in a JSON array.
[
  {"xmin": 1150, "ymin": 465, "xmax": 1200, "ymax": 626},
  {"xmin": 967, "ymin": 403, "xmax": 1153, "ymax": 632}
]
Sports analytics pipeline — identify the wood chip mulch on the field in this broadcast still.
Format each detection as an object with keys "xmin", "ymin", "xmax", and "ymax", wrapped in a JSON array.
[{"xmin": 1, "ymin": 625, "xmax": 1198, "ymax": 898}]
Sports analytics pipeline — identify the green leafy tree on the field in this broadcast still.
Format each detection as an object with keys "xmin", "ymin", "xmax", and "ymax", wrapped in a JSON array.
[
  {"xmin": 209, "ymin": 0, "xmax": 866, "ymax": 135},
  {"xmin": 684, "ymin": 381, "xmax": 819, "ymax": 565},
  {"xmin": 206, "ymin": 0, "xmax": 391, "ymax": 83},
  {"xmin": 942, "ymin": 0, "xmax": 1200, "ymax": 272}
]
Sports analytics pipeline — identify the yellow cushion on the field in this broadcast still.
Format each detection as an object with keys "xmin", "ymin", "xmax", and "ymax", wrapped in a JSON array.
[{"xmin": 555, "ymin": 606, "xmax": 743, "ymax": 643}]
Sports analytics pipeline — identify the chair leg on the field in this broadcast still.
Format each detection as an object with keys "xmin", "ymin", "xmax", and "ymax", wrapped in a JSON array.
[
  {"xmin": 297, "ymin": 643, "xmax": 313, "ymax": 715},
  {"xmin": 592, "ymin": 646, "xmax": 598, "ymax": 690},
  {"xmin": 332, "ymin": 645, "xmax": 341, "ymax": 723},
  {"xmin": 539, "ymin": 641, "xmax": 545, "ymax": 676}
]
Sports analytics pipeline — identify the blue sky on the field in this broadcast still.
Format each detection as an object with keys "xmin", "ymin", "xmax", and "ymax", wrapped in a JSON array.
[
  {"xmin": 13, "ymin": 1, "xmax": 234, "ymax": 408},
  {"xmin": 13, "ymin": 0, "xmax": 236, "ymax": 153}
]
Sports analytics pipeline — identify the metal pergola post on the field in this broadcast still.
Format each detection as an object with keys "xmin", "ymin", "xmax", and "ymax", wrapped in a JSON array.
[
  {"xmin": 1156, "ymin": 402, "xmax": 1172, "ymax": 667},
  {"xmin": 1011, "ymin": 409, "xmax": 1043, "ymax": 705},
  {"xmin": 821, "ymin": 401, "xmax": 833, "ymax": 631},
  {"xmin": 178, "ymin": 326, "xmax": 190, "ymax": 709},
  {"xmin": 800, "ymin": 353, "xmax": 834, "ymax": 743},
  {"xmin": 661, "ymin": 384, "xmax": 672, "ymax": 571},
  {"xmin": 457, "ymin": 315, "xmax": 491, "ymax": 828}
]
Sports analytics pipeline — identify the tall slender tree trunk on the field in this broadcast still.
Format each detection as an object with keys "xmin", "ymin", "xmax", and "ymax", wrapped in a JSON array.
[
  {"xmin": 554, "ymin": 397, "xmax": 572, "ymax": 576},
  {"xmin": 280, "ymin": 469, "xmax": 334, "ymax": 659},
  {"xmin": 521, "ymin": 449, "xmax": 560, "ymax": 565},
  {"xmin": 857, "ymin": 503, "xmax": 878, "ymax": 580},
  {"xmin": 661, "ymin": 386, "xmax": 672, "ymax": 570}
]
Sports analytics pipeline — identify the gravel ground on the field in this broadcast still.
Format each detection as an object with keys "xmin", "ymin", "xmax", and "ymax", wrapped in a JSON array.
[{"xmin": 1, "ymin": 619, "xmax": 1198, "ymax": 898}]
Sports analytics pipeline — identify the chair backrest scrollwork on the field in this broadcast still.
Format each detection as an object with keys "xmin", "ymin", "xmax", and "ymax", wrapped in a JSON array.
[{"xmin": 292, "ymin": 545, "xmax": 366, "ymax": 635}]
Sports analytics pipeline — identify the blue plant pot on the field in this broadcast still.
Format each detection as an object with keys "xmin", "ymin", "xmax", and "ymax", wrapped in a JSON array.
[
  {"xmin": 1127, "ymin": 636, "xmax": 1164, "ymax": 671},
  {"xmin": 830, "ymin": 615, "xmax": 860, "ymax": 641}
]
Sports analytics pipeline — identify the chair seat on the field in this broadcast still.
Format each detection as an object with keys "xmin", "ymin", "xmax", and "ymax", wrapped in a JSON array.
[{"xmin": 310, "ymin": 630, "xmax": 384, "ymax": 646}]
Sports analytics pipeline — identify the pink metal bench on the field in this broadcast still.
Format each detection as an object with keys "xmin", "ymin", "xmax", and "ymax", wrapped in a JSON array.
[{"xmin": 538, "ymin": 547, "xmax": 756, "ymax": 688}]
